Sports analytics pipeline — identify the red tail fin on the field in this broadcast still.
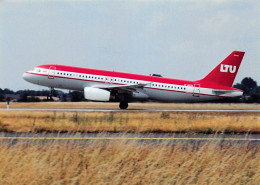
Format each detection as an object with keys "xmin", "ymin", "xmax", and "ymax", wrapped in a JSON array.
[{"xmin": 199, "ymin": 51, "xmax": 245, "ymax": 87}]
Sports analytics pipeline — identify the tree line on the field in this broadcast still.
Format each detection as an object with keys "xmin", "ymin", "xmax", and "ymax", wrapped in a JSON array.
[
  {"xmin": 0, "ymin": 77, "xmax": 259, "ymax": 103},
  {"xmin": 233, "ymin": 77, "xmax": 260, "ymax": 103},
  {"xmin": 0, "ymin": 89, "xmax": 84, "ymax": 102}
]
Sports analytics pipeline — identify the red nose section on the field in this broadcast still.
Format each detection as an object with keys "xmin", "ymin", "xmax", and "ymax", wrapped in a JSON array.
[{"xmin": 199, "ymin": 51, "xmax": 245, "ymax": 87}]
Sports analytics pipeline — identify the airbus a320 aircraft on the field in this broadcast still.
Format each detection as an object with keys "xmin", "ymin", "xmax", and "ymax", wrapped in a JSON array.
[{"xmin": 23, "ymin": 51, "xmax": 245, "ymax": 109}]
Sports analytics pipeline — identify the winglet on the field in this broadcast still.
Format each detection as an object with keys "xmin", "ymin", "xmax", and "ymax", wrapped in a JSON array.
[{"xmin": 198, "ymin": 51, "xmax": 245, "ymax": 87}]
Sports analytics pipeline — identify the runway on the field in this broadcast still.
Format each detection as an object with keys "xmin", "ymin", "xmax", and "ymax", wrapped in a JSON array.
[
  {"xmin": 1, "ymin": 133, "xmax": 259, "ymax": 146},
  {"xmin": 1, "ymin": 108, "xmax": 260, "ymax": 112}
]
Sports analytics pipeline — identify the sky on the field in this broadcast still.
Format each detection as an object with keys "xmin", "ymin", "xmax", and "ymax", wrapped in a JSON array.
[{"xmin": 0, "ymin": 0, "xmax": 259, "ymax": 91}]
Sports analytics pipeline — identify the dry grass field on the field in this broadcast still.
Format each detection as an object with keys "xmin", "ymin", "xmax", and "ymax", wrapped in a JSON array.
[
  {"xmin": 0, "ymin": 102, "xmax": 259, "ymax": 184},
  {"xmin": 0, "ymin": 109, "xmax": 260, "ymax": 133},
  {"xmin": 0, "ymin": 140, "xmax": 259, "ymax": 184}
]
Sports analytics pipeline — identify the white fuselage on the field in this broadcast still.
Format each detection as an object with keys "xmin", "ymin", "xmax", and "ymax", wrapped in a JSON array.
[{"xmin": 23, "ymin": 66, "xmax": 243, "ymax": 103}]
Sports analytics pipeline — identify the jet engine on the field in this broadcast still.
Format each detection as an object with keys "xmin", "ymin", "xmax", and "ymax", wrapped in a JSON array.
[{"xmin": 84, "ymin": 87, "xmax": 111, "ymax": 101}]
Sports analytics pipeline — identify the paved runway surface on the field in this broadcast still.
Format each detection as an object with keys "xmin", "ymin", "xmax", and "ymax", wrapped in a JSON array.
[
  {"xmin": 1, "ymin": 108, "xmax": 260, "ymax": 112},
  {"xmin": 0, "ymin": 133, "xmax": 259, "ymax": 146}
]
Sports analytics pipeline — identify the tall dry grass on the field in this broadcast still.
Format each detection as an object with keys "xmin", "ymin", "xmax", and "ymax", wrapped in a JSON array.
[
  {"xmin": 0, "ymin": 111, "xmax": 260, "ymax": 133},
  {"xmin": 0, "ymin": 140, "xmax": 259, "ymax": 184}
]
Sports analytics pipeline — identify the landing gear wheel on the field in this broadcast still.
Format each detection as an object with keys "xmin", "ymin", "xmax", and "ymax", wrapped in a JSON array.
[{"xmin": 119, "ymin": 102, "xmax": 128, "ymax": 109}]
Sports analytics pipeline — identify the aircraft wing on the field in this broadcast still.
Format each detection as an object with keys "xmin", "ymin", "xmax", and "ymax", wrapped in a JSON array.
[{"xmin": 93, "ymin": 83, "xmax": 150, "ymax": 93}]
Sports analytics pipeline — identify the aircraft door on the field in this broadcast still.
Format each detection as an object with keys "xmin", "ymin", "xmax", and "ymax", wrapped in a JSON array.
[
  {"xmin": 193, "ymin": 84, "xmax": 200, "ymax": 97},
  {"xmin": 48, "ymin": 66, "xmax": 56, "ymax": 79}
]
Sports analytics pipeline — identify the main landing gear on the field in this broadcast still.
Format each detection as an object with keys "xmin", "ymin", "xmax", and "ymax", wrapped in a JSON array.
[{"xmin": 119, "ymin": 101, "xmax": 128, "ymax": 109}]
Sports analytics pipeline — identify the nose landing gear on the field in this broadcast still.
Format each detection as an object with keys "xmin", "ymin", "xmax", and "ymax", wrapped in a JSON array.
[{"xmin": 119, "ymin": 101, "xmax": 128, "ymax": 109}]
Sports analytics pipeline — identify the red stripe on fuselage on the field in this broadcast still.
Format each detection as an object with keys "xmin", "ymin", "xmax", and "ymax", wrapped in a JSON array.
[{"xmin": 38, "ymin": 64, "xmax": 187, "ymax": 84}]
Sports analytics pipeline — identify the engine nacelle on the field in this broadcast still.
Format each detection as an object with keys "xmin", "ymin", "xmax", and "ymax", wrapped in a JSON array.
[{"xmin": 84, "ymin": 87, "xmax": 111, "ymax": 101}]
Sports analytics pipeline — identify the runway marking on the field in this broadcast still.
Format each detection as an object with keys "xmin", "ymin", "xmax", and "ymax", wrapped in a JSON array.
[{"xmin": 0, "ymin": 137, "xmax": 259, "ymax": 141}]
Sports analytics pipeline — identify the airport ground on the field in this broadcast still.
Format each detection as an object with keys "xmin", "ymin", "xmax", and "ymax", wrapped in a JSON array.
[
  {"xmin": 1, "ymin": 101, "xmax": 260, "ymax": 110},
  {"xmin": 0, "ymin": 102, "xmax": 259, "ymax": 184},
  {"xmin": 0, "ymin": 102, "xmax": 260, "ymax": 133}
]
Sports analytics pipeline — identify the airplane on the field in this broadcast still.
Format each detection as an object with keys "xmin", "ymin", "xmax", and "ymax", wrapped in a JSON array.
[{"xmin": 23, "ymin": 51, "xmax": 245, "ymax": 109}]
